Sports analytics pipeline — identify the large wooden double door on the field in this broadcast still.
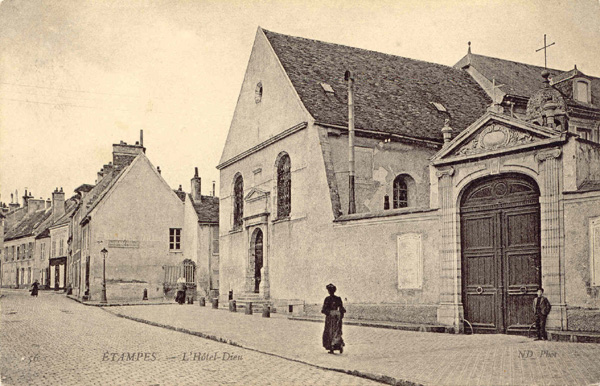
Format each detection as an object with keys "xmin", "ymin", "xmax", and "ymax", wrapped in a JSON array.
[{"xmin": 461, "ymin": 174, "xmax": 541, "ymax": 334}]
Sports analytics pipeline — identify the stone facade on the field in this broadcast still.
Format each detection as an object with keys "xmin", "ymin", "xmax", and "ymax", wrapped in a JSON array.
[{"xmin": 218, "ymin": 28, "xmax": 600, "ymax": 333}]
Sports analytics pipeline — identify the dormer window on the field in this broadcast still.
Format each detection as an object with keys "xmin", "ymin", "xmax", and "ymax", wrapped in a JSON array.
[{"xmin": 574, "ymin": 79, "xmax": 591, "ymax": 104}]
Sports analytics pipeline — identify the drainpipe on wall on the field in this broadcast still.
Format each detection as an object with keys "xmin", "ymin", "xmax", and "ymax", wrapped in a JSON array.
[{"xmin": 345, "ymin": 70, "xmax": 356, "ymax": 214}]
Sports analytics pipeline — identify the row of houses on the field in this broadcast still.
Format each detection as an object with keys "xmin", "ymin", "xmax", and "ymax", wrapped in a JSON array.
[{"xmin": 1, "ymin": 137, "xmax": 219, "ymax": 302}]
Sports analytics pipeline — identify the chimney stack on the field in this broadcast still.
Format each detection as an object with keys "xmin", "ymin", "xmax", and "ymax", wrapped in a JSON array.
[
  {"xmin": 23, "ymin": 188, "xmax": 30, "ymax": 209},
  {"xmin": 212, "ymin": 181, "xmax": 216, "ymax": 197},
  {"xmin": 191, "ymin": 167, "xmax": 201, "ymax": 202},
  {"xmin": 46, "ymin": 198, "xmax": 51, "ymax": 209},
  {"xmin": 140, "ymin": 129, "xmax": 144, "ymax": 147},
  {"xmin": 112, "ymin": 139, "xmax": 145, "ymax": 169},
  {"xmin": 52, "ymin": 187, "xmax": 66, "ymax": 222}
]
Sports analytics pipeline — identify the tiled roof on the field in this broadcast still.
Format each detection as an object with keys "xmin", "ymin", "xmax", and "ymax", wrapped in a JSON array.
[
  {"xmin": 190, "ymin": 194, "xmax": 219, "ymax": 224},
  {"xmin": 81, "ymin": 167, "xmax": 126, "ymax": 218},
  {"xmin": 173, "ymin": 189, "xmax": 187, "ymax": 202},
  {"xmin": 4, "ymin": 208, "xmax": 51, "ymax": 241},
  {"xmin": 455, "ymin": 53, "xmax": 600, "ymax": 106},
  {"xmin": 263, "ymin": 29, "xmax": 491, "ymax": 142}
]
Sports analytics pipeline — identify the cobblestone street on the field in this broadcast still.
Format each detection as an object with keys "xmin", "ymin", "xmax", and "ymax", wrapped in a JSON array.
[
  {"xmin": 108, "ymin": 302, "xmax": 600, "ymax": 386},
  {"xmin": 0, "ymin": 290, "xmax": 378, "ymax": 386}
]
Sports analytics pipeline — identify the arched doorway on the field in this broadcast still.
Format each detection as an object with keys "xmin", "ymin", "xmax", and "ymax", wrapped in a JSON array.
[
  {"xmin": 251, "ymin": 229, "xmax": 263, "ymax": 293},
  {"xmin": 460, "ymin": 173, "xmax": 541, "ymax": 334}
]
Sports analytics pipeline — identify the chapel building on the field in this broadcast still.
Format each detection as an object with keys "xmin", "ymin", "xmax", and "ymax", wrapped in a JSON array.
[{"xmin": 218, "ymin": 28, "xmax": 600, "ymax": 333}]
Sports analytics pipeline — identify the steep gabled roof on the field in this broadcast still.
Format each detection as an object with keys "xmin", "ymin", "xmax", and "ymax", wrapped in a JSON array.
[
  {"xmin": 455, "ymin": 53, "xmax": 600, "ymax": 106},
  {"xmin": 80, "ymin": 166, "xmax": 127, "ymax": 219},
  {"xmin": 262, "ymin": 29, "xmax": 491, "ymax": 142},
  {"xmin": 189, "ymin": 194, "xmax": 219, "ymax": 224}
]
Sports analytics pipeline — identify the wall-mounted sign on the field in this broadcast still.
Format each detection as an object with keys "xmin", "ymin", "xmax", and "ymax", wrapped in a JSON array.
[
  {"xmin": 108, "ymin": 240, "xmax": 140, "ymax": 249},
  {"xmin": 397, "ymin": 233, "xmax": 423, "ymax": 290}
]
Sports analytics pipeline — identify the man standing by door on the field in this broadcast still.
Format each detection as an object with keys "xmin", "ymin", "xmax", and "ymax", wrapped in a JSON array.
[{"xmin": 533, "ymin": 288, "xmax": 551, "ymax": 341}]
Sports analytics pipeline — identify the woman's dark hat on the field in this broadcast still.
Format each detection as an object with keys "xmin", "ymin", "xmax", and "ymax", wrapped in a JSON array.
[{"xmin": 326, "ymin": 283, "xmax": 336, "ymax": 291}]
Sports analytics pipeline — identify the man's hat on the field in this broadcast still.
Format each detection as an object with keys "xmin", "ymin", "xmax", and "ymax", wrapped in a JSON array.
[{"xmin": 326, "ymin": 283, "xmax": 336, "ymax": 291}]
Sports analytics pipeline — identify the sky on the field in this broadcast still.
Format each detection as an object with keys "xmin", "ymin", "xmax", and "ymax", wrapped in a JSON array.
[{"xmin": 1, "ymin": 0, "xmax": 599, "ymax": 204}]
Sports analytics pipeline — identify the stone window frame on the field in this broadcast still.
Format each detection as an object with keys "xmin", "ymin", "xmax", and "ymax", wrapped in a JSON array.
[
  {"xmin": 275, "ymin": 152, "xmax": 291, "ymax": 219},
  {"xmin": 573, "ymin": 78, "xmax": 592, "ymax": 104},
  {"xmin": 232, "ymin": 173, "xmax": 244, "ymax": 230},
  {"xmin": 590, "ymin": 216, "xmax": 600, "ymax": 287},
  {"xmin": 393, "ymin": 175, "xmax": 408, "ymax": 208}
]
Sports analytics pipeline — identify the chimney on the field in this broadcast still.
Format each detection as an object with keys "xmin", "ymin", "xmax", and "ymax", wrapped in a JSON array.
[
  {"xmin": 46, "ymin": 198, "xmax": 51, "ymax": 209},
  {"xmin": 191, "ymin": 167, "xmax": 201, "ymax": 201},
  {"xmin": 23, "ymin": 188, "xmax": 29, "ymax": 209},
  {"xmin": 52, "ymin": 187, "xmax": 66, "ymax": 222},
  {"xmin": 8, "ymin": 192, "xmax": 19, "ymax": 211},
  {"xmin": 140, "ymin": 129, "xmax": 144, "ymax": 147},
  {"xmin": 212, "ymin": 181, "xmax": 216, "ymax": 197},
  {"xmin": 27, "ymin": 198, "xmax": 46, "ymax": 214},
  {"xmin": 112, "ymin": 139, "xmax": 145, "ymax": 169}
]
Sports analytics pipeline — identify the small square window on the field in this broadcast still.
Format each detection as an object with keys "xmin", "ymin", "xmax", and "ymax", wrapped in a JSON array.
[
  {"xmin": 320, "ymin": 82, "xmax": 334, "ymax": 93},
  {"xmin": 431, "ymin": 102, "xmax": 447, "ymax": 112}
]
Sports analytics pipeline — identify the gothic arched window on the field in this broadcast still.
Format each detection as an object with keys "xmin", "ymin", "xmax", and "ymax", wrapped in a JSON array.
[
  {"xmin": 393, "ymin": 175, "xmax": 408, "ymax": 209},
  {"xmin": 276, "ymin": 153, "xmax": 291, "ymax": 218},
  {"xmin": 233, "ymin": 174, "xmax": 244, "ymax": 229}
]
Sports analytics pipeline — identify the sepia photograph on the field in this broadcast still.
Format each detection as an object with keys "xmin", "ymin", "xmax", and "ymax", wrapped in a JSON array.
[{"xmin": 1, "ymin": 0, "xmax": 600, "ymax": 385}]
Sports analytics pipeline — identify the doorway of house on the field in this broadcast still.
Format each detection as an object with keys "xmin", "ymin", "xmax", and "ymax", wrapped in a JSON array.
[{"xmin": 460, "ymin": 173, "xmax": 541, "ymax": 334}]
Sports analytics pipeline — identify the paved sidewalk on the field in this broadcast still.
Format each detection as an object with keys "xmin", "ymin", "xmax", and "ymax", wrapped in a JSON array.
[{"xmin": 106, "ymin": 304, "xmax": 600, "ymax": 386}]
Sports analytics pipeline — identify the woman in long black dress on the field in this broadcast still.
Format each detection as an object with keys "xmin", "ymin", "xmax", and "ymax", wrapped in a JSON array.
[
  {"xmin": 321, "ymin": 283, "xmax": 346, "ymax": 354},
  {"xmin": 30, "ymin": 280, "xmax": 39, "ymax": 297}
]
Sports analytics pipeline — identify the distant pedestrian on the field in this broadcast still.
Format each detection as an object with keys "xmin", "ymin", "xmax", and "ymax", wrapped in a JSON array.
[
  {"xmin": 175, "ymin": 277, "xmax": 186, "ymax": 305},
  {"xmin": 533, "ymin": 287, "xmax": 551, "ymax": 341},
  {"xmin": 30, "ymin": 280, "xmax": 39, "ymax": 297},
  {"xmin": 321, "ymin": 283, "xmax": 346, "ymax": 354}
]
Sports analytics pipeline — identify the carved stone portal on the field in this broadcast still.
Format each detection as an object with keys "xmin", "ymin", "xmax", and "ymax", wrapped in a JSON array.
[{"xmin": 455, "ymin": 124, "xmax": 535, "ymax": 156}]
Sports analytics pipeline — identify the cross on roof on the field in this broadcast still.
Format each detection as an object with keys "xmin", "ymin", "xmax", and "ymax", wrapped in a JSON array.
[
  {"xmin": 535, "ymin": 34, "xmax": 555, "ymax": 69},
  {"xmin": 485, "ymin": 78, "xmax": 505, "ymax": 103}
]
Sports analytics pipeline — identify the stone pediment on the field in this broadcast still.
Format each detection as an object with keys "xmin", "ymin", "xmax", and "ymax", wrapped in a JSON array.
[
  {"xmin": 453, "ymin": 123, "xmax": 538, "ymax": 156},
  {"xmin": 245, "ymin": 187, "xmax": 269, "ymax": 202},
  {"xmin": 432, "ymin": 112, "xmax": 564, "ymax": 165},
  {"xmin": 244, "ymin": 187, "xmax": 270, "ymax": 221}
]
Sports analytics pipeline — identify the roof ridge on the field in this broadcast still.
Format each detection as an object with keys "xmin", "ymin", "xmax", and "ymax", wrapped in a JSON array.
[
  {"xmin": 471, "ymin": 53, "xmax": 600, "ymax": 80},
  {"xmin": 262, "ymin": 29, "xmax": 462, "ymax": 73}
]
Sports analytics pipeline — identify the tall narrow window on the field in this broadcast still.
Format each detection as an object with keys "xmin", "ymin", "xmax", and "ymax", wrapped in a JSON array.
[
  {"xmin": 233, "ymin": 175, "xmax": 244, "ymax": 229},
  {"xmin": 211, "ymin": 227, "xmax": 219, "ymax": 255},
  {"xmin": 59, "ymin": 240, "xmax": 64, "ymax": 256},
  {"xmin": 276, "ymin": 153, "xmax": 291, "ymax": 218},
  {"xmin": 41, "ymin": 244, "xmax": 45, "ymax": 260},
  {"xmin": 576, "ymin": 80, "xmax": 590, "ymax": 103},
  {"xmin": 169, "ymin": 228, "xmax": 181, "ymax": 251},
  {"xmin": 393, "ymin": 175, "xmax": 408, "ymax": 209}
]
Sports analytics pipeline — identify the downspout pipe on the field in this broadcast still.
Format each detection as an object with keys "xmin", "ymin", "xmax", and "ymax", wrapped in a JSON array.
[{"xmin": 345, "ymin": 70, "xmax": 356, "ymax": 214}]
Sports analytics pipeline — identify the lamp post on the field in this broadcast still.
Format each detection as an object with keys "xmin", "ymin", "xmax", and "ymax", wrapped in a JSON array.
[{"xmin": 100, "ymin": 247, "xmax": 108, "ymax": 304}]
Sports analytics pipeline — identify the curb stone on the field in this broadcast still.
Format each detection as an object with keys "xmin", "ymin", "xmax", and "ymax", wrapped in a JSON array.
[{"xmin": 105, "ymin": 309, "xmax": 423, "ymax": 386}]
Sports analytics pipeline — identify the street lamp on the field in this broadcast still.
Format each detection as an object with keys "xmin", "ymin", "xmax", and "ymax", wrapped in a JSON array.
[{"xmin": 100, "ymin": 247, "xmax": 108, "ymax": 304}]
